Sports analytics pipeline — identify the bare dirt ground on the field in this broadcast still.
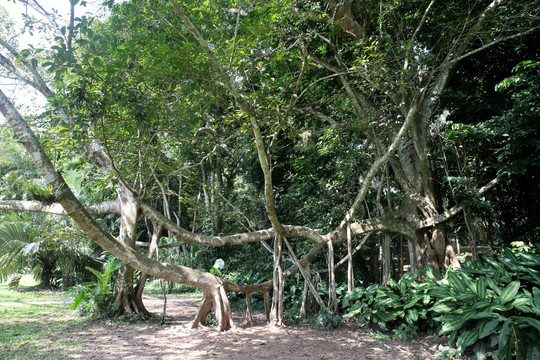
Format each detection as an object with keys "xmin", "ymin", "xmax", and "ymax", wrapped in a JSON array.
[{"xmin": 44, "ymin": 296, "xmax": 467, "ymax": 360}]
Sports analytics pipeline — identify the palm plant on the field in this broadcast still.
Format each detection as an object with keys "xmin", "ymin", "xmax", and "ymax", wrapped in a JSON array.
[
  {"xmin": 0, "ymin": 212, "xmax": 102, "ymax": 289},
  {"xmin": 0, "ymin": 213, "xmax": 37, "ymax": 289}
]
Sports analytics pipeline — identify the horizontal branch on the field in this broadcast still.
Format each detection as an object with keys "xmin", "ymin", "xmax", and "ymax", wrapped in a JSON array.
[
  {"xmin": 350, "ymin": 217, "xmax": 416, "ymax": 240},
  {"xmin": 0, "ymin": 200, "xmax": 121, "ymax": 215},
  {"xmin": 416, "ymin": 177, "xmax": 499, "ymax": 229},
  {"xmin": 140, "ymin": 200, "xmax": 328, "ymax": 247}
]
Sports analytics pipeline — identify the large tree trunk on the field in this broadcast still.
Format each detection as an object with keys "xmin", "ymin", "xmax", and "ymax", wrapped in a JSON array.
[
  {"xmin": 191, "ymin": 284, "xmax": 235, "ymax": 330},
  {"xmin": 132, "ymin": 222, "xmax": 163, "ymax": 318},
  {"xmin": 113, "ymin": 189, "xmax": 146, "ymax": 316},
  {"xmin": 393, "ymin": 120, "xmax": 461, "ymax": 272}
]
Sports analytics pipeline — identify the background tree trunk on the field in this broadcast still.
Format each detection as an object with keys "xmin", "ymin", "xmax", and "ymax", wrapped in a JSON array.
[{"xmin": 381, "ymin": 233, "xmax": 392, "ymax": 285}]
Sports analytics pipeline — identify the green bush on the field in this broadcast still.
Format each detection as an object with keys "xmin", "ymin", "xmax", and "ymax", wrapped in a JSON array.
[
  {"xmin": 430, "ymin": 250, "xmax": 540, "ymax": 360},
  {"xmin": 312, "ymin": 309, "xmax": 342, "ymax": 330},
  {"xmin": 342, "ymin": 269, "xmax": 437, "ymax": 340},
  {"xmin": 341, "ymin": 249, "xmax": 540, "ymax": 359},
  {"xmin": 66, "ymin": 257, "xmax": 122, "ymax": 317}
]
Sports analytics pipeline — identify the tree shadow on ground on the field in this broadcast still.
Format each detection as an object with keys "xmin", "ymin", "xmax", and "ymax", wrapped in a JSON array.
[{"xmin": 11, "ymin": 297, "xmax": 466, "ymax": 360}]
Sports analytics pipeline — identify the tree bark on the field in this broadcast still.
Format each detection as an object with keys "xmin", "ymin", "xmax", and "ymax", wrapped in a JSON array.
[
  {"xmin": 113, "ymin": 188, "xmax": 143, "ymax": 316},
  {"xmin": 347, "ymin": 223, "xmax": 354, "ymax": 292},
  {"xmin": 464, "ymin": 206, "xmax": 478, "ymax": 260},
  {"xmin": 270, "ymin": 234, "xmax": 284, "ymax": 326},
  {"xmin": 381, "ymin": 233, "xmax": 392, "ymax": 285},
  {"xmin": 326, "ymin": 239, "xmax": 337, "ymax": 314}
]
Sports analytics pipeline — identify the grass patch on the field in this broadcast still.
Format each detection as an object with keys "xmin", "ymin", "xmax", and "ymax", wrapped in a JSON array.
[
  {"xmin": 0, "ymin": 277, "xmax": 202, "ymax": 359},
  {"xmin": 0, "ymin": 276, "xmax": 90, "ymax": 359},
  {"xmin": 1, "ymin": 276, "xmax": 65, "ymax": 303},
  {"xmin": 0, "ymin": 302, "xmax": 90, "ymax": 360}
]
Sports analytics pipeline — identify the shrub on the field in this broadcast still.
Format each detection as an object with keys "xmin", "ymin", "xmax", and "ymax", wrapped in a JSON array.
[
  {"xmin": 430, "ymin": 250, "xmax": 540, "ymax": 360},
  {"xmin": 341, "ymin": 249, "xmax": 540, "ymax": 359},
  {"xmin": 67, "ymin": 257, "xmax": 122, "ymax": 317},
  {"xmin": 342, "ymin": 269, "xmax": 437, "ymax": 340}
]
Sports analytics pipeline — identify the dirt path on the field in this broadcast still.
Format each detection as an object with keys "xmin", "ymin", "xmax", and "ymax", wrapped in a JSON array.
[{"xmin": 15, "ymin": 296, "xmax": 467, "ymax": 359}]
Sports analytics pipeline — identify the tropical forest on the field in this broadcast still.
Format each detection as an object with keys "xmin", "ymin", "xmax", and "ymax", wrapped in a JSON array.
[{"xmin": 0, "ymin": 0, "xmax": 539, "ymax": 359}]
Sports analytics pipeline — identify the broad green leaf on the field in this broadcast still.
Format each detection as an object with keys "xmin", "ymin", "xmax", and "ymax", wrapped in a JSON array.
[
  {"xmin": 511, "ymin": 297, "xmax": 533, "ymax": 313},
  {"xmin": 440, "ymin": 317, "xmax": 465, "ymax": 334},
  {"xmin": 486, "ymin": 277, "xmax": 501, "ymax": 296},
  {"xmin": 500, "ymin": 281, "xmax": 520, "ymax": 304},
  {"xmin": 343, "ymin": 287, "xmax": 365, "ymax": 307},
  {"xmin": 473, "ymin": 301, "xmax": 492, "ymax": 310},
  {"xmin": 513, "ymin": 316, "xmax": 540, "ymax": 333},
  {"xmin": 457, "ymin": 328, "xmax": 479, "ymax": 348},
  {"xmin": 498, "ymin": 320, "xmax": 513, "ymax": 356},
  {"xmin": 403, "ymin": 296, "xmax": 421, "ymax": 309},
  {"xmin": 473, "ymin": 340, "xmax": 488, "ymax": 360},
  {"xmin": 429, "ymin": 287, "xmax": 452, "ymax": 298},
  {"xmin": 478, "ymin": 319, "xmax": 501, "ymax": 339},
  {"xmin": 477, "ymin": 277, "xmax": 487, "ymax": 300},
  {"xmin": 430, "ymin": 303, "xmax": 456, "ymax": 313},
  {"xmin": 70, "ymin": 289, "xmax": 86, "ymax": 310},
  {"xmin": 519, "ymin": 252, "xmax": 540, "ymax": 267},
  {"xmin": 472, "ymin": 311, "xmax": 502, "ymax": 321},
  {"xmin": 523, "ymin": 269, "xmax": 540, "ymax": 287},
  {"xmin": 448, "ymin": 271, "xmax": 467, "ymax": 293},
  {"xmin": 461, "ymin": 272, "xmax": 477, "ymax": 293},
  {"xmin": 491, "ymin": 303, "xmax": 512, "ymax": 312},
  {"xmin": 462, "ymin": 308, "xmax": 478, "ymax": 321},
  {"xmin": 406, "ymin": 308, "xmax": 418, "ymax": 323},
  {"xmin": 424, "ymin": 265, "xmax": 441, "ymax": 280},
  {"xmin": 534, "ymin": 287, "xmax": 540, "ymax": 308},
  {"xmin": 504, "ymin": 248, "xmax": 519, "ymax": 263},
  {"xmin": 456, "ymin": 293, "xmax": 477, "ymax": 302}
]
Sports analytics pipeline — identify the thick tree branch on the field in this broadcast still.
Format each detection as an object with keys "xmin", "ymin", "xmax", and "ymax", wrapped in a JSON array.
[
  {"xmin": 0, "ymin": 200, "xmax": 121, "ymax": 215},
  {"xmin": 140, "ymin": 200, "xmax": 327, "ymax": 247},
  {"xmin": 416, "ymin": 177, "xmax": 499, "ymax": 229}
]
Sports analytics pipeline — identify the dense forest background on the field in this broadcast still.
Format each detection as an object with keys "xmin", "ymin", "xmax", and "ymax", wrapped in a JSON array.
[{"xmin": 0, "ymin": 0, "xmax": 539, "ymax": 357}]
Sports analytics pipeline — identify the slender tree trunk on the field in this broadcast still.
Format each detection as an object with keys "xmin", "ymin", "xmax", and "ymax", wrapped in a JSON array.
[
  {"xmin": 464, "ymin": 206, "xmax": 478, "ymax": 260},
  {"xmin": 408, "ymin": 239, "xmax": 418, "ymax": 273},
  {"xmin": 381, "ymin": 233, "xmax": 391, "ymax": 285},
  {"xmin": 270, "ymin": 234, "xmax": 284, "ymax": 325},
  {"xmin": 300, "ymin": 262, "xmax": 310, "ymax": 316},
  {"xmin": 327, "ymin": 239, "xmax": 337, "ymax": 314},
  {"xmin": 347, "ymin": 223, "xmax": 354, "ymax": 292},
  {"xmin": 215, "ymin": 156, "xmax": 224, "ymax": 234},
  {"xmin": 284, "ymin": 238, "xmax": 325, "ymax": 310}
]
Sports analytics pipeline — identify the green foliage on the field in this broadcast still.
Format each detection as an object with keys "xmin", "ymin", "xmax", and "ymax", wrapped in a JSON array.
[
  {"xmin": 311, "ymin": 309, "xmax": 342, "ymax": 330},
  {"xmin": 431, "ymin": 250, "xmax": 540, "ymax": 359},
  {"xmin": 342, "ymin": 269, "xmax": 437, "ymax": 340},
  {"xmin": 67, "ymin": 257, "xmax": 122, "ymax": 317},
  {"xmin": 0, "ymin": 212, "xmax": 102, "ymax": 289},
  {"xmin": 341, "ymin": 250, "xmax": 540, "ymax": 358}
]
